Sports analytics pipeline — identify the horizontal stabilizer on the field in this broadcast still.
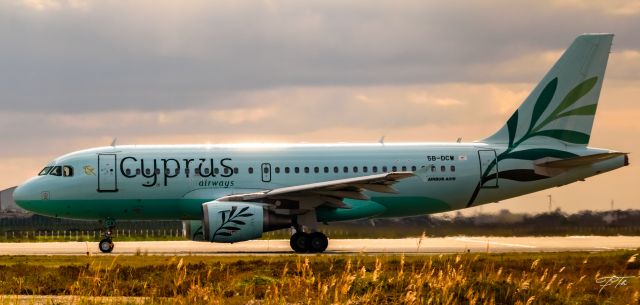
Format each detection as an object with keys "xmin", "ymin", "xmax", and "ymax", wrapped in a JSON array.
[{"xmin": 534, "ymin": 152, "xmax": 627, "ymax": 176}]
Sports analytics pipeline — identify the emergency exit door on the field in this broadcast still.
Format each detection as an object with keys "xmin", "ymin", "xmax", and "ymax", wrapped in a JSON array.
[
  {"xmin": 261, "ymin": 163, "xmax": 271, "ymax": 183},
  {"xmin": 98, "ymin": 154, "xmax": 118, "ymax": 192},
  {"xmin": 478, "ymin": 150, "xmax": 499, "ymax": 188}
]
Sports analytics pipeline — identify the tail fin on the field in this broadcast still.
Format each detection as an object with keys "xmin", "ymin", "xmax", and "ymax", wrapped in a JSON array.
[{"xmin": 483, "ymin": 34, "xmax": 613, "ymax": 147}]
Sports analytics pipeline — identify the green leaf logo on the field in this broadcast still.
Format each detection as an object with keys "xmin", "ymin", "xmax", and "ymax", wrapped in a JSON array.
[
  {"xmin": 212, "ymin": 206, "xmax": 254, "ymax": 240},
  {"xmin": 506, "ymin": 111, "xmax": 519, "ymax": 147},
  {"xmin": 533, "ymin": 76, "xmax": 598, "ymax": 133},
  {"xmin": 480, "ymin": 76, "xmax": 598, "ymax": 187},
  {"xmin": 529, "ymin": 77, "xmax": 558, "ymax": 132}
]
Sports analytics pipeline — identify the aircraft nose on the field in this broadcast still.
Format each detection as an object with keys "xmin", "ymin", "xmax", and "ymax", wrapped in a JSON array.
[
  {"xmin": 13, "ymin": 181, "xmax": 39, "ymax": 208},
  {"xmin": 13, "ymin": 184, "xmax": 27, "ymax": 202}
]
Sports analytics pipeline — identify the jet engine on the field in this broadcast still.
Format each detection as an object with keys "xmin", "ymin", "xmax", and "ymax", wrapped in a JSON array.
[{"xmin": 201, "ymin": 201, "xmax": 291, "ymax": 243}]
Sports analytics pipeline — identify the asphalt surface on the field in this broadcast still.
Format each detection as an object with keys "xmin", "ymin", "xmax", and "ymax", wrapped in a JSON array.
[{"xmin": 0, "ymin": 236, "xmax": 638, "ymax": 255}]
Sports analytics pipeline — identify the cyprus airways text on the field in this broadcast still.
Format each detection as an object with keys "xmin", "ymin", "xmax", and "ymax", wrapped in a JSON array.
[{"xmin": 119, "ymin": 157, "xmax": 235, "ymax": 187}]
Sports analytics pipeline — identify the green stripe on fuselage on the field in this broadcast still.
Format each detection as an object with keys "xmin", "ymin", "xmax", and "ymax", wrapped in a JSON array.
[{"xmin": 18, "ymin": 195, "xmax": 451, "ymax": 222}]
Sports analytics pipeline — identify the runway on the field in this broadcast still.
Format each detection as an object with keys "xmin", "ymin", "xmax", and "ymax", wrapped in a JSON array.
[{"xmin": 0, "ymin": 236, "xmax": 639, "ymax": 255}]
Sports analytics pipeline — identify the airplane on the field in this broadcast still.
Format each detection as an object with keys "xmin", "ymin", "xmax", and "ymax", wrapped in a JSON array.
[{"xmin": 12, "ymin": 33, "xmax": 629, "ymax": 253}]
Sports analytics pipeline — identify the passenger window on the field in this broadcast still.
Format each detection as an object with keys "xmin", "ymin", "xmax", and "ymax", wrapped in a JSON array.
[
  {"xmin": 194, "ymin": 168, "xmax": 200, "ymax": 176},
  {"xmin": 382, "ymin": 166, "xmax": 388, "ymax": 172},
  {"xmin": 401, "ymin": 166, "xmax": 407, "ymax": 171},
  {"xmin": 49, "ymin": 166, "xmax": 62, "ymax": 176},
  {"xmin": 184, "ymin": 168, "xmax": 189, "ymax": 176},
  {"xmin": 165, "ymin": 168, "xmax": 171, "ymax": 175},
  {"xmin": 431, "ymin": 165, "xmax": 436, "ymax": 172},
  {"xmin": 392, "ymin": 166, "xmax": 397, "ymax": 172},
  {"xmin": 275, "ymin": 167, "xmax": 280, "ymax": 174},
  {"xmin": 224, "ymin": 168, "xmax": 230, "ymax": 175},
  {"xmin": 136, "ymin": 169, "xmax": 141, "ymax": 175},
  {"xmin": 175, "ymin": 168, "xmax": 179, "ymax": 175},
  {"xmin": 295, "ymin": 167, "xmax": 300, "ymax": 174},
  {"xmin": 214, "ymin": 168, "xmax": 220, "ymax": 175},
  {"xmin": 285, "ymin": 167, "xmax": 290, "ymax": 174},
  {"xmin": 38, "ymin": 167, "xmax": 52, "ymax": 176},
  {"xmin": 373, "ymin": 166, "xmax": 378, "ymax": 173},
  {"xmin": 304, "ymin": 167, "xmax": 309, "ymax": 173},
  {"xmin": 155, "ymin": 168, "xmax": 161, "ymax": 175},
  {"xmin": 353, "ymin": 166, "xmax": 358, "ymax": 173},
  {"xmin": 249, "ymin": 167, "xmax": 254, "ymax": 174},
  {"xmin": 451, "ymin": 165, "xmax": 456, "ymax": 172},
  {"xmin": 233, "ymin": 167, "xmax": 239, "ymax": 174},
  {"xmin": 204, "ymin": 168, "xmax": 211, "ymax": 175},
  {"xmin": 63, "ymin": 166, "xmax": 74, "ymax": 177},
  {"xmin": 441, "ymin": 165, "xmax": 446, "ymax": 172},
  {"xmin": 411, "ymin": 166, "xmax": 417, "ymax": 171},
  {"xmin": 314, "ymin": 167, "xmax": 319, "ymax": 173},
  {"xmin": 363, "ymin": 166, "xmax": 368, "ymax": 173},
  {"xmin": 333, "ymin": 166, "xmax": 339, "ymax": 173},
  {"xmin": 343, "ymin": 166, "xmax": 348, "ymax": 173},
  {"xmin": 324, "ymin": 167, "xmax": 329, "ymax": 173},
  {"xmin": 125, "ymin": 168, "xmax": 132, "ymax": 176}
]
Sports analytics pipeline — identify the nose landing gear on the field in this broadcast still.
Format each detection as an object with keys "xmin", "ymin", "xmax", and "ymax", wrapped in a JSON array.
[{"xmin": 98, "ymin": 218, "xmax": 116, "ymax": 253}]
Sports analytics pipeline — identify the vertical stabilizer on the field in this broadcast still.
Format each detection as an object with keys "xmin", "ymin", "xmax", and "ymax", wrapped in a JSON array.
[{"xmin": 483, "ymin": 34, "xmax": 613, "ymax": 147}]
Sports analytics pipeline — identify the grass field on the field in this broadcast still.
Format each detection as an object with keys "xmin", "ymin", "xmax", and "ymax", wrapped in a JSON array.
[{"xmin": 0, "ymin": 251, "xmax": 639, "ymax": 304}]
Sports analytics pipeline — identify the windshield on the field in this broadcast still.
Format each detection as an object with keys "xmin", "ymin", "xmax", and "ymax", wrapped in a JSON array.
[
  {"xmin": 49, "ymin": 166, "xmax": 62, "ymax": 176},
  {"xmin": 38, "ymin": 167, "xmax": 52, "ymax": 176}
]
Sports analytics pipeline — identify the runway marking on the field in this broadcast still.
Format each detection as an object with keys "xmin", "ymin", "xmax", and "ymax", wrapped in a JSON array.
[{"xmin": 453, "ymin": 237, "xmax": 537, "ymax": 249}]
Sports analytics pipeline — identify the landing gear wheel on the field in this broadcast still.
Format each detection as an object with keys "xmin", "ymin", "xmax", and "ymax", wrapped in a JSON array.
[
  {"xmin": 290, "ymin": 232, "xmax": 309, "ymax": 253},
  {"xmin": 99, "ymin": 218, "xmax": 116, "ymax": 253},
  {"xmin": 308, "ymin": 232, "xmax": 328, "ymax": 253},
  {"xmin": 99, "ymin": 238, "xmax": 114, "ymax": 253}
]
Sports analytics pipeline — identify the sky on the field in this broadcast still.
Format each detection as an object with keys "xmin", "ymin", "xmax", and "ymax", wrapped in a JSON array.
[{"xmin": 1, "ymin": 0, "xmax": 638, "ymax": 214}]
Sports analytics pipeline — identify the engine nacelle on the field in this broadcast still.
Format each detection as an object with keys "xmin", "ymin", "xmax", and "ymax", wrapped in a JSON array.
[{"xmin": 202, "ymin": 201, "xmax": 291, "ymax": 243}]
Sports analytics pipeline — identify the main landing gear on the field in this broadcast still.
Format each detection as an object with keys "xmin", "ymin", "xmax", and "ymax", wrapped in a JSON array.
[
  {"xmin": 290, "ymin": 226, "xmax": 328, "ymax": 253},
  {"xmin": 99, "ymin": 218, "xmax": 116, "ymax": 253}
]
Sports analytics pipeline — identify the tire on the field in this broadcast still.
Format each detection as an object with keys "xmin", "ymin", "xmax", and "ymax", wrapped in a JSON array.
[
  {"xmin": 99, "ymin": 238, "xmax": 114, "ymax": 253},
  {"xmin": 290, "ymin": 232, "xmax": 309, "ymax": 253},
  {"xmin": 308, "ymin": 232, "xmax": 328, "ymax": 253}
]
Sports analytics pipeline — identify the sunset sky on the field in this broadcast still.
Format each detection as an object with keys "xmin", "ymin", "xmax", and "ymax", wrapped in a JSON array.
[{"xmin": 1, "ymin": 0, "xmax": 638, "ymax": 214}]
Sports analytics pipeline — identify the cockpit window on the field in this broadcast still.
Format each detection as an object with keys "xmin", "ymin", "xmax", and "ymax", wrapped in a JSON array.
[
  {"xmin": 45, "ymin": 165, "xmax": 74, "ymax": 177},
  {"xmin": 49, "ymin": 166, "xmax": 62, "ymax": 176},
  {"xmin": 63, "ymin": 166, "xmax": 74, "ymax": 177},
  {"xmin": 38, "ymin": 167, "xmax": 52, "ymax": 176}
]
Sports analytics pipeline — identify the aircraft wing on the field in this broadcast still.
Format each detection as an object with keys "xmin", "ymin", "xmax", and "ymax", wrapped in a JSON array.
[{"xmin": 217, "ymin": 172, "xmax": 414, "ymax": 210}]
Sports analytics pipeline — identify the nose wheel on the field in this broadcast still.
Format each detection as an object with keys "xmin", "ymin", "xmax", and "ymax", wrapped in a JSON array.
[
  {"xmin": 99, "ymin": 238, "xmax": 114, "ymax": 253},
  {"xmin": 290, "ymin": 231, "xmax": 328, "ymax": 253},
  {"xmin": 98, "ymin": 218, "xmax": 116, "ymax": 253}
]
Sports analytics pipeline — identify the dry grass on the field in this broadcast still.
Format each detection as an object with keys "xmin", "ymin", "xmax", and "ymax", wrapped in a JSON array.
[{"xmin": 0, "ymin": 251, "xmax": 639, "ymax": 304}]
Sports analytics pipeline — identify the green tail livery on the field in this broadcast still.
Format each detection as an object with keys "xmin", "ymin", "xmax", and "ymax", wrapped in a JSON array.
[{"xmin": 13, "ymin": 34, "xmax": 629, "ymax": 253}]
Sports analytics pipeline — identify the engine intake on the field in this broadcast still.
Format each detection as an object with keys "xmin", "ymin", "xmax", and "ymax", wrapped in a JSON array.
[{"xmin": 202, "ymin": 201, "xmax": 290, "ymax": 243}]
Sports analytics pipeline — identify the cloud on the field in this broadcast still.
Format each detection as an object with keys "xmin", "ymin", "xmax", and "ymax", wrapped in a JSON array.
[
  {"xmin": 1, "ymin": 1, "xmax": 640, "ymax": 113},
  {"xmin": 1, "ymin": 1, "xmax": 639, "ymax": 213},
  {"xmin": 551, "ymin": 0, "xmax": 640, "ymax": 16},
  {"xmin": 1, "ymin": 73, "xmax": 636, "ymax": 153}
]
